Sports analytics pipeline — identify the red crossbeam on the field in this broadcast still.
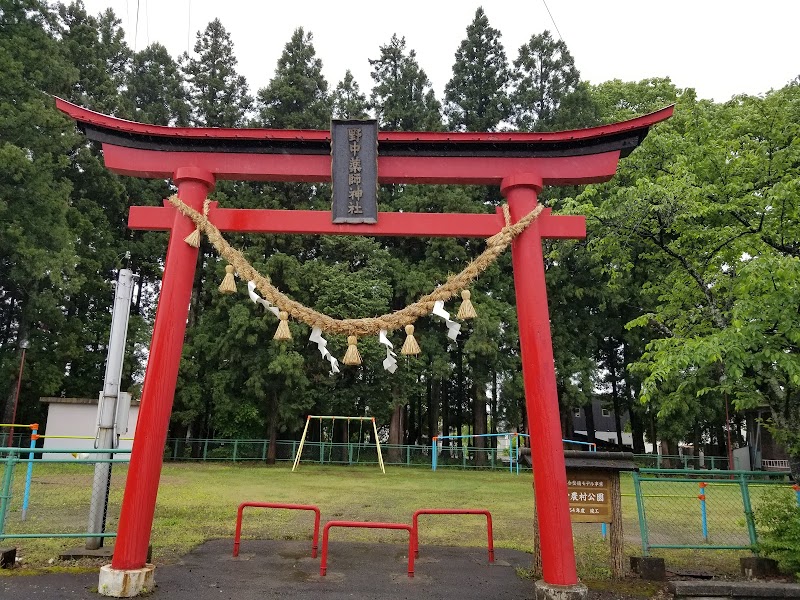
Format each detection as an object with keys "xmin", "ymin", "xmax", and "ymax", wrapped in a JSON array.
[
  {"xmin": 319, "ymin": 521, "xmax": 414, "ymax": 577},
  {"xmin": 233, "ymin": 502, "xmax": 321, "ymax": 558},
  {"xmin": 412, "ymin": 509, "xmax": 494, "ymax": 563},
  {"xmin": 129, "ymin": 204, "xmax": 585, "ymax": 240}
]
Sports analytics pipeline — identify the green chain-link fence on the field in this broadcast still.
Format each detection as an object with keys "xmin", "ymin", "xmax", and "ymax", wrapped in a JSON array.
[
  {"xmin": 0, "ymin": 448, "xmax": 129, "ymax": 543},
  {"xmin": 632, "ymin": 469, "xmax": 793, "ymax": 554}
]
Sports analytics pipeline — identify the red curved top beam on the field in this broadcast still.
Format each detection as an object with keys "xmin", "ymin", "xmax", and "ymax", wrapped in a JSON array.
[
  {"xmin": 55, "ymin": 96, "xmax": 672, "ymax": 144},
  {"xmin": 54, "ymin": 97, "xmax": 673, "ymax": 185}
]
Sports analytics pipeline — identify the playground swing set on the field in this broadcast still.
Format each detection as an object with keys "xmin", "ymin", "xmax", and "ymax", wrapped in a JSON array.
[
  {"xmin": 292, "ymin": 415, "xmax": 385, "ymax": 473},
  {"xmin": 54, "ymin": 97, "xmax": 672, "ymax": 598}
]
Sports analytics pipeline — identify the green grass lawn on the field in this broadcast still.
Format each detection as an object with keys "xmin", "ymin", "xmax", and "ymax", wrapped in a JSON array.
[{"xmin": 1, "ymin": 462, "xmax": 764, "ymax": 579}]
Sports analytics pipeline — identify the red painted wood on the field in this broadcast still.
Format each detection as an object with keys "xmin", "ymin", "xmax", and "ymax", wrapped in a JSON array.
[
  {"xmin": 128, "ymin": 204, "xmax": 586, "ymax": 240},
  {"xmin": 55, "ymin": 96, "xmax": 673, "ymax": 144},
  {"xmin": 110, "ymin": 168, "xmax": 215, "ymax": 571},
  {"xmin": 233, "ymin": 503, "xmax": 321, "ymax": 558},
  {"xmin": 320, "ymin": 521, "xmax": 414, "ymax": 577},
  {"xmin": 503, "ymin": 173, "xmax": 579, "ymax": 586},
  {"xmin": 101, "ymin": 144, "xmax": 622, "ymax": 185}
]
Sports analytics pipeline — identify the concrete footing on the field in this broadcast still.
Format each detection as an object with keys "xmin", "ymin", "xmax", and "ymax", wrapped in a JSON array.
[
  {"xmin": 630, "ymin": 556, "xmax": 666, "ymax": 580},
  {"xmin": 98, "ymin": 563, "xmax": 155, "ymax": 597},
  {"xmin": 535, "ymin": 579, "xmax": 589, "ymax": 600},
  {"xmin": 740, "ymin": 556, "xmax": 779, "ymax": 579}
]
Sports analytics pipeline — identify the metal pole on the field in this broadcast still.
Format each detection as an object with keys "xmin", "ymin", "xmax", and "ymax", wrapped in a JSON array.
[
  {"xmin": 632, "ymin": 471, "xmax": 650, "ymax": 556},
  {"xmin": 87, "ymin": 267, "xmax": 135, "ymax": 550},
  {"xmin": 739, "ymin": 474, "xmax": 758, "ymax": 547},
  {"xmin": 21, "ymin": 426, "xmax": 37, "ymax": 520},
  {"xmin": 698, "ymin": 482, "xmax": 708, "ymax": 541},
  {"xmin": 0, "ymin": 451, "xmax": 17, "ymax": 540},
  {"xmin": 8, "ymin": 340, "xmax": 29, "ymax": 446}
]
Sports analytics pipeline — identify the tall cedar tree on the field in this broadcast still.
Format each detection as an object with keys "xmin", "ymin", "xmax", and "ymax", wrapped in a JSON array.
[
  {"xmin": 369, "ymin": 34, "xmax": 442, "ymax": 131},
  {"xmin": 183, "ymin": 18, "xmax": 253, "ymax": 127},
  {"xmin": 444, "ymin": 7, "xmax": 510, "ymax": 131},
  {"xmin": 124, "ymin": 43, "xmax": 190, "ymax": 126},
  {"xmin": 331, "ymin": 70, "xmax": 370, "ymax": 119},
  {"xmin": 511, "ymin": 30, "xmax": 579, "ymax": 131},
  {"xmin": 0, "ymin": 0, "xmax": 78, "ymax": 427},
  {"xmin": 257, "ymin": 28, "xmax": 330, "ymax": 129}
]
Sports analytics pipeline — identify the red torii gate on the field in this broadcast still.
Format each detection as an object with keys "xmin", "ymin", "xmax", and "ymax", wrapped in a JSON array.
[{"xmin": 56, "ymin": 98, "xmax": 672, "ymax": 596}]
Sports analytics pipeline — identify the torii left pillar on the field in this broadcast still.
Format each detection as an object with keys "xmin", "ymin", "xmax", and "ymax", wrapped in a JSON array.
[{"xmin": 98, "ymin": 167, "xmax": 214, "ymax": 597}]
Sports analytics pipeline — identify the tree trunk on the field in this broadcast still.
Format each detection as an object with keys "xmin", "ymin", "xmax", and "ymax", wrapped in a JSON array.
[
  {"xmin": 388, "ymin": 403, "xmax": 404, "ymax": 463},
  {"xmin": 608, "ymin": 341, "xmax": 625, "ymax": 450},
  {"xmin": 441, "ymin": 378, "xmax": 450, "ymax": 449},
  {"xmin": 428, "ymin": 378, "xmax": 439, "ymax": 446},
  {"xmin": 490, "ymin": 369, "xmax": 498, "ymax": 449},
  {"xmin": 584, "ymin": 401, "xmax": 597, "ymax": 446},
  {"xmin": 473, "ymin": 380, "xmax": 487, "ymax": 466},
  {"xmin": 266, "ymin": 395, "xmax": 279, "ymax": 465}
]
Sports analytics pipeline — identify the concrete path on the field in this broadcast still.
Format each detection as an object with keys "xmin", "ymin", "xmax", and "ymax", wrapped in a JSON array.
[{"xmin": 0, "ymin": 539, "xmax": 536, "ymax": 599}]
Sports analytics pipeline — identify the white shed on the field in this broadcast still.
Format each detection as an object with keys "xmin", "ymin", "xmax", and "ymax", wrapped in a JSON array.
[{"xmin": 39, "ymin": 397, "xmax": 140, "ymax": 457}]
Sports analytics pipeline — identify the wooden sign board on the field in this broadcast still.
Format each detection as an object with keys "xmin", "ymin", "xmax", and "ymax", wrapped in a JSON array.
[
  {"xmin": 566, "ymin": 470, "xmax": 612, "ymax": 523},
  {"xmin": 331, "ymin": 119, "xmax": 378, "ymax": 224}
]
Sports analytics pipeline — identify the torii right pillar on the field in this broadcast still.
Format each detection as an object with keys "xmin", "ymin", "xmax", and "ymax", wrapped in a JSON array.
[{"xmin": 504, "ymin": 172, "xmax": 586, "ymax": 598}]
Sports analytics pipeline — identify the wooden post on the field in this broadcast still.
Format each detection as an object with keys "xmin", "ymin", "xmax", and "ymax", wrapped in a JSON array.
[{"xmin": 609, "ymin": 472, "xmax": 625, "ymax": 578}]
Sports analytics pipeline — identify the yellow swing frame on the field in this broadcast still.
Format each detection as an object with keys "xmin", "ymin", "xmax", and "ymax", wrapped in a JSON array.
[{"xmin": 292, "ymin": 415, "xmax": 385, "ymax": 474}]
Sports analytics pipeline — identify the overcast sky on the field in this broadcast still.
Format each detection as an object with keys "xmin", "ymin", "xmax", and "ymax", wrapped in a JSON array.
[{"xmin": 81, "ymin": 0, "xmax": 798, "ymax": 105}]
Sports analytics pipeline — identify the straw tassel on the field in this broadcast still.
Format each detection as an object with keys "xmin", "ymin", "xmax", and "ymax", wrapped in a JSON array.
[
  {"xmin": 218, "ymin": 265, "xmax": 237, "ymax": 294},
  {"xmin": 400, "ymin": 324, "xmax": 421, "ymax": 356},
  {"xmin": 184, "ymin": 227, "xmax": 201, "ymax": 248},
  {"xmin": 457, "ymin": 289, "xmax": 477, "ymax": 320},
  {"xmin": 343, "ymin": 335, "xmax": 362, "ymax": 365},
  {"xmin": 273, "ymin": 311, "xmax": 292, "ymax": 341}
]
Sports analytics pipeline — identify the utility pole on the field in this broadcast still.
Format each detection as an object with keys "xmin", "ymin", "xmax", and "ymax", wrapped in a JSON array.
[{"xmin": 86, "ymin": 267, "xmax": 135, "ymax": 550}]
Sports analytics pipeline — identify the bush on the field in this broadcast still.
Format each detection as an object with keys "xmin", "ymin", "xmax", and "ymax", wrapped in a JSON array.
[{"xmin": 754, "ymin": 488, "xmax": 800, "ymax": 577}]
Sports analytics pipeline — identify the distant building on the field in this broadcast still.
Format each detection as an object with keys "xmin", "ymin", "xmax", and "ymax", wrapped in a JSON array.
[
  {"xmin": 571, "ymin": 399, "xmax": 634, "ymax": 449},
  {"xmin": 39, "ymin": 397, "xmax": 139, "ymax": 457}
]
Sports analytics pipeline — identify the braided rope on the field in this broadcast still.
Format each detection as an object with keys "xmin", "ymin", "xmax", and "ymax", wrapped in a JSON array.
[{"xmin": 167, "ymin": 195, "xmax": 544, "ymax": 336}]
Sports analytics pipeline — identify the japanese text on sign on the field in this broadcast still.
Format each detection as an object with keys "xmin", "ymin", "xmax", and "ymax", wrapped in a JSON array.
[
  {"xmin": 331, "ymin": 120, "xmax": 378, "ymax": 224},
  {"xmin": 566, "ymin": 470, "xmax": 611, "ymax": 523}
]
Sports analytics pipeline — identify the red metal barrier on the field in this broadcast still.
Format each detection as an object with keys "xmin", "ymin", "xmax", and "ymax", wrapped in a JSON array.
[
  {"xmin": 412, "ymin": 508, "xmax": 494, "ymax": 563},
  {"xmin": 233, "ymin": 502, "xmax": 321, "ymax": 558},
  {"xmin": 319, "ymin": 520, "xmax": 414, "ymax": 577}
]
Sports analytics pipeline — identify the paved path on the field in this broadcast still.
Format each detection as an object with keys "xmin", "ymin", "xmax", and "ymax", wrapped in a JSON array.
[{"xmin": 0, "ymin": 539, "xmax": 536, "ymax": 599}]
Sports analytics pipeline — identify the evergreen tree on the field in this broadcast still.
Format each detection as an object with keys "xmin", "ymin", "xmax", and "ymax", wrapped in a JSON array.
[
  {"xmin": 443, "ymin": 7, "xmax": 510, "ymax": 131},
  {"xmin": 124, "ymin": 43, "xmax": 190, "ymax": 126},
  {"xmin": 369, "ymin": 34, "xmax": 442, "ymax": 131},
  {"xmin": 331, "ymin": 70, "xmax": 370, "ymax": 119},
  {"xmin": 0, "ymin": 0, "xmax": 80, "ymax": 426},
  {"xmin": 256, "ymin": 28, "xmax": 330, "ymax": 129},
  {"xmin": 57, "ymin": 2, "xmax": 130, "ymax": 115},
  {"xmin": 183, "ymin": 18, "xmax": 252, "ymax": 127},
  {"xmin": 511, "ymin": 30, "xmax": 579, "ymax": 131}
]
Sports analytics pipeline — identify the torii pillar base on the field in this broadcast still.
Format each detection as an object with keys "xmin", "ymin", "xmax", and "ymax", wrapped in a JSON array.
[
  {"xmin": 98, "ymin": 564, "xmax": 155, "ymax": 597},
  {"xmin": 535, "ymin": 580, "xmax": 589, "ymax": 600}
]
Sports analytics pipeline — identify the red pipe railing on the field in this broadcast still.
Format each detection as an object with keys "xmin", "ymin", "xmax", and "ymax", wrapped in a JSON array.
[
  {"xmin": 412, "ymin": 508, "xmax": 494, "ymax": 563},
  {"xmin": 319, "ymin": 520, "xmax": 414, "ymax": 577},
  {"xmin": 233, "ymin": 502, "xmax": 321, "ymax": 558}
]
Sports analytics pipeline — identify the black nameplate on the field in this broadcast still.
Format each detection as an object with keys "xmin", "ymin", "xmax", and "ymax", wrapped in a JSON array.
[{"xmin": 331, "ymin": 120, "xmax": 378, "ymax": 224}]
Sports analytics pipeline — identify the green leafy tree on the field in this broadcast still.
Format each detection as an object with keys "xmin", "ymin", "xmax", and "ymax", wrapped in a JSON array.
[
  {"xmin": 574, "ymin": 81, "xmax": 800, "ymax": 474},
  {"xmin": 444, "ymin": 7, "xmax": 510, "ymax": 131}
]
